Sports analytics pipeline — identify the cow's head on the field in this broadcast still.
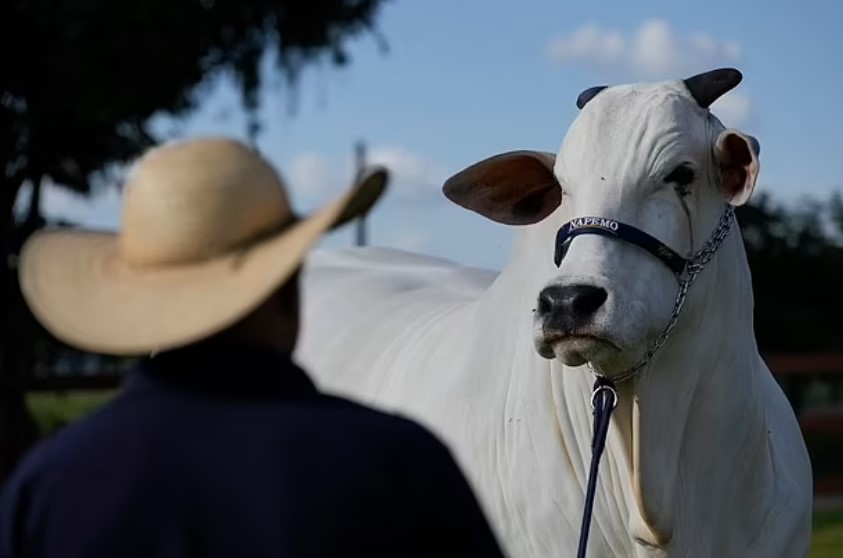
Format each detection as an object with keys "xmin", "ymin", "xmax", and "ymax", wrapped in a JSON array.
[{"xmin": 443, "ymin": 68, "xmax": 760, "ymax": 374}]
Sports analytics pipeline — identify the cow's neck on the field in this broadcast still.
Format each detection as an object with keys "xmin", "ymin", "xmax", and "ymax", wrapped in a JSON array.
[
  {"xmin": 612, "ymin": 232, "xmax": 772, "ymax": 549},
  {"xmin": 491, "ymin": 225, "xmax": 774, "ymax": 553}
]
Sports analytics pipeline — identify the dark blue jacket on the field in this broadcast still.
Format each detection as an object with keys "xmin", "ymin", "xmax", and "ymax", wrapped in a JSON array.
[{"xmin": 0, "ymin": 343, "xmax": 505, "ymax": 557}]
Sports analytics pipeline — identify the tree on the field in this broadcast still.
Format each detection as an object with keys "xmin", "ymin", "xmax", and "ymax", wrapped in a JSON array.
[
  {"xmin": 735, "ymin": 192, "xmax": 843, "ymax": 352},
  {"xmin": 0, "ymin": 0, "xmax": 391, "ymax": 486},
  {"xmin": 829, "ymin": 192, "xmax": 843, "ymax": 244}
]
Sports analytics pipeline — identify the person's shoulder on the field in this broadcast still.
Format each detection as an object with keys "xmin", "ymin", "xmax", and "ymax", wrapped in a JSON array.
[
  {"xmin": 6, "ymin": 392, "xmax": 129, "ymax": 486},
  {"xmin": 0, "ymin": 418, "xmax": 79, "ymax": 513},
  {"xmin": 319, "ymin": 394, "xmax": 452, "ymax": 457}
]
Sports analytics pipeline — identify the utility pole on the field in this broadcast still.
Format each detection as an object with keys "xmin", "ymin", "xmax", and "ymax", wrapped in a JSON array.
[{"xmin": 354, "ymin": 140, "xmax": 367, "ymax": 247}]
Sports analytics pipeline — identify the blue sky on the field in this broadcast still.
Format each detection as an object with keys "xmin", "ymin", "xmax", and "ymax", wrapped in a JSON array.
[{"xmin": 24, "ymin": 0, "xmax": 843, "ymax": 270}]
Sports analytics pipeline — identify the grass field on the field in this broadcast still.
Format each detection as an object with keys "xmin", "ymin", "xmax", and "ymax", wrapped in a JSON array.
[
  {"xmin": 27, "ymin": 390, "xmax": 116, "ymax": 437},
  {"xmin": 24, "ymin": 390, "xmax": 843, "ymax": 556},
  {"xmin": 812, "ymin": 510, "xmax": 843, "ymax": 557}
]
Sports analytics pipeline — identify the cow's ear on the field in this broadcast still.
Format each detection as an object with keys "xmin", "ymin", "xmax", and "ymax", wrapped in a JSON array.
[
  {"xmin": 714, "ymin": 129, "xmax": 760, "ymax": 206},
  {"xmin": 442, "ymin": 151, "xmax": 561, "ymax": 225}
]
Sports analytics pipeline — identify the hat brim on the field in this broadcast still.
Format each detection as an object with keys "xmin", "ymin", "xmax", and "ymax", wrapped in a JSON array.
[{"xmin": 19, "ymin": 167, "xmax": 389, "ymax": 356}]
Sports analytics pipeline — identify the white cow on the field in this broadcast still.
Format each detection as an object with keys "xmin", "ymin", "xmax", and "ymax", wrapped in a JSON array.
[{"xmin": 295, "ymin": 68, "xmax": 813, "ymax": 557}]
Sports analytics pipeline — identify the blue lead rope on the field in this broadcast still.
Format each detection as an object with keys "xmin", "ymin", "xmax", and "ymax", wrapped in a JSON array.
[
  {"xmin": 576, "ymin": 377, "xmax": 618, "ymax": 558},
  {"xmin": 558, "ymin": 209, "xmax": 734, "ymax": 555}
]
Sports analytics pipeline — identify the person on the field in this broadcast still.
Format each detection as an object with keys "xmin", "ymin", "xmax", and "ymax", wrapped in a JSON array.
[{"xmin": 0, "ymin": 138, "xmax": 506, "ymax": 558}]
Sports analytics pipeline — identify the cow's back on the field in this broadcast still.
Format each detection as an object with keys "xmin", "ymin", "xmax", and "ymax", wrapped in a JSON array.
[{"xmin": 296, "ymin": 246, "xmax": 498, "ymax": 427}]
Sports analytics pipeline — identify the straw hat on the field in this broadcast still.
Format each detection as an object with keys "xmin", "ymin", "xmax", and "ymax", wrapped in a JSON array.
[{"xmin": 19, "ymin": 137, "xmax": 388, "ymax": 356}]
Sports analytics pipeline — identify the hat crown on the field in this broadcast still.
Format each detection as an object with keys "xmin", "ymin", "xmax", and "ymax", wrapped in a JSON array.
[{"xmin": 120, "ymin": 138, "xmax": 291, "ymax": 266}]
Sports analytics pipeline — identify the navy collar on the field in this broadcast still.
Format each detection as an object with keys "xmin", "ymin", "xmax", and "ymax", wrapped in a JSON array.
[
  {"xmin": 125, "ymin": 342, "xmax": 319, "ymax": 399},
  {"xmin": 555, "ymin": 216, "xmax": 688, "ymax": 276}
]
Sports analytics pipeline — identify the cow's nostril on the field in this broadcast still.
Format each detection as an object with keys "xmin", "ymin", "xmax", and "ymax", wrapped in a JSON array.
[
  {"xmin": 536, "ymin": 283, "xmax": 608, "ymax": 328},
  {"xmin": 537, "ymin": 288, "xmax": 556, "ymax": 315},
  {"xmin": 536, "ymin": 284, "xmax": 607, "ymax": 322},
  {"xmin": 569, "ymin": 285, "xmax": 608, "ymax": 316}
]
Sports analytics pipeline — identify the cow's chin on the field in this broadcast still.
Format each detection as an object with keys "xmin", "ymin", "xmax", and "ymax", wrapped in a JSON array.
[{"xmin": 535, "ymin": 334, "xmax": 621, "ymax": 368}]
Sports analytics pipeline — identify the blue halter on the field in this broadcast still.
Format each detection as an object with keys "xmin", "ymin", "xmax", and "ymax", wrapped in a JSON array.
[{"xmin": 554, "ymin": 216, "xmax": 687, "ymax": 276}]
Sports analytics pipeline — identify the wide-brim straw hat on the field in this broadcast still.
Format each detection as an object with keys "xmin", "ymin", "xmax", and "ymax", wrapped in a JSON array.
[{"xmin": 19, "ymin": 137, "xmax": 388, "ymax": 356}]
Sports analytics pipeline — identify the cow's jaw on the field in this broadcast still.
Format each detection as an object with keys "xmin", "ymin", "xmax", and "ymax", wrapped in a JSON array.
[
  {"xmin": 531, "ymin": 255, "xmax": 676, "ymax": 376},
  {"xmin": 539, "ymin": 334, "xmax": 620, "ymax": 366},
  {"xmin": 533, "ymin": 319, "xmax": 623, "ymax": 368}
]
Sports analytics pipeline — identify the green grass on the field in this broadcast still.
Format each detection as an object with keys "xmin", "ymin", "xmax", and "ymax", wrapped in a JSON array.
[
  {"xmin": 812, "ymin": 510, "xmax": 843, "ymax": 557},
  {"xmin": 26, "ymin": 390, "xmax": 116, "ymax": 437},
  {"xmin": 23, "ymin": 391, "xmax": 843, "ymax": 556}
]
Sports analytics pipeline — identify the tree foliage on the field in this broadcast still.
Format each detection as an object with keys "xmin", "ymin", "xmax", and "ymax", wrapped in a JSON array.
[
  {"xmin": 1, "ymin": 0, "xmax": 389, "ymax": 208},
  {"xmin": 736, "ymin": 193, "xmax": 843, "ymax": 352}
]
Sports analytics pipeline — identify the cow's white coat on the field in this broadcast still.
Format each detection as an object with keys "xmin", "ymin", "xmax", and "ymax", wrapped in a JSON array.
[{"xmin": 295, "ymin": 75, "xmax": 812, "ymax": 557}]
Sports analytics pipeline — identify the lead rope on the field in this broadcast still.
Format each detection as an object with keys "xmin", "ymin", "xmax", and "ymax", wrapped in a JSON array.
[
  {"xmin": 576, "ymin": 377, "xmax": 618, "ymax": 558},
  {"xmin": 569, "ymin": 207, "xmax": 735, "ymax": 557}
]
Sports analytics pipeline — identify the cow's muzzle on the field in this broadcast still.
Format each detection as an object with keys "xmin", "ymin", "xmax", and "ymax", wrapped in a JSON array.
[{"xmin": 536, "ymin": 284, "xmax": 607, "ymax": 331}]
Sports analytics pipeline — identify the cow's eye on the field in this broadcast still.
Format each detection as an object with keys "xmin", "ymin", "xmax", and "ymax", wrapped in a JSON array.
[{"xmin": 664, "ymin": 164, "xmax": 695, "ymax": 187}]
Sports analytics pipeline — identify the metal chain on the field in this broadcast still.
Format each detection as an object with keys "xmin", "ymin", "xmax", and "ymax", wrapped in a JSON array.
[{"xmin": 588, "ymin": 206, "xmax": 736, "ymax": 386}]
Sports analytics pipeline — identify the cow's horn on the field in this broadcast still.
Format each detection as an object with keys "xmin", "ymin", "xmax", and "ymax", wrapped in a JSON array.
[
  {"xmin": 576, "ymin": 86, "xmax": 608, "ymax": 109},
  {"xmin": 683, "ymin": 68, "xmax": 743, "ymax": 108}
]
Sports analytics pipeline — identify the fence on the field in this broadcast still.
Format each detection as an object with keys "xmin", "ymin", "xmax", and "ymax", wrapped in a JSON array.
[
  {"xmin": 24, "ymin": 351, "xmax": 843, "ymax": 494},
  {"xmin": 767, "ymin": 352, "xmax": 843, "ymax": 495}
]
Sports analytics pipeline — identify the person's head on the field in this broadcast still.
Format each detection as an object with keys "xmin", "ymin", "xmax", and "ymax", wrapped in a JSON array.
[
  {"xmin": 213, "ymin": 266, "xmax": 302, "ymax": 353},
  {"xmin": 18, "ymin": 137, "xmax": 388, "ymax": 358}
]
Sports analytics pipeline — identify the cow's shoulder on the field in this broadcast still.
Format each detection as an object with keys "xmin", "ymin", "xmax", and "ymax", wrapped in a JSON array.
[{"xmin": 305, "ymin": 246, "xmax": 499, "ymax": 296}]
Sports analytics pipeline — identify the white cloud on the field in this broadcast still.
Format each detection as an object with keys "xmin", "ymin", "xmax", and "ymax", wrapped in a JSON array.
[
  {"xmin": 287, "ymin": 151, "xmax": 338, "ymax": 200},
  {"xmin": 709, "ymin": 92, "xmax": 753, "ymax": 128},
  {"xmin": 546, "ymin": 23, "xmax": 626, "ymax": 69},
  {"xmin": 546, "ymin": 19, "xmax": 753, "ymax": 126},
  {"xmin": 547, "ymin": 19, "xmax": 742, "ymax": 80},
  {"xmin": 282, "ymin": 145, "xmax": 447, "ymax": 207},
  {"xmin": 14, "ymin": 180, "xmax": 123, "ymax": 230},
  {"xmin": 367, "ymin": 146, "xmax": 448, "ymax": 200}
]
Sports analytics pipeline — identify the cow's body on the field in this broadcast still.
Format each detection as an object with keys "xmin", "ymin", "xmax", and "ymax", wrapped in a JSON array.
[{"xmin": 295, "ymin": 70, "xmax": 813, "ymax": 557}]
